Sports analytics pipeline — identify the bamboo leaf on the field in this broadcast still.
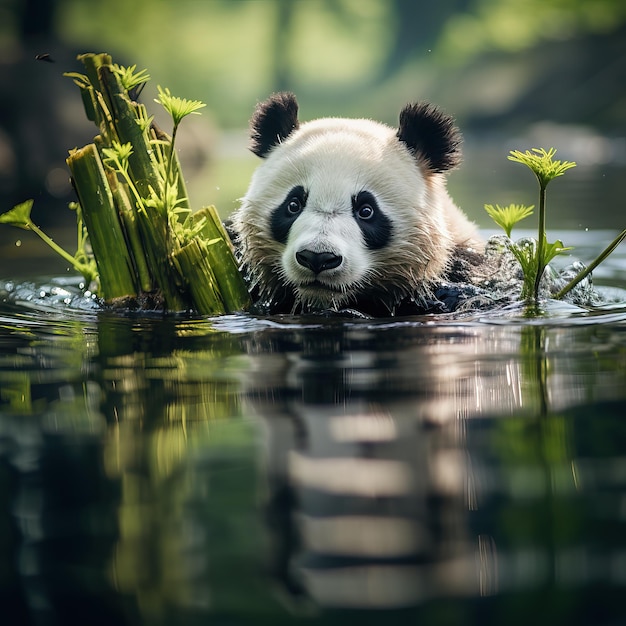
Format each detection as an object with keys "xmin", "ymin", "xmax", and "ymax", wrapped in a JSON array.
[
  {"xmin": 556, "ymin": 229, "xmax": 626, "ymax": 299},
  {"xmin": 0, "ymin": 199, "xmax": 35, "ymax": 230},
  {"xmin": 542, "ymin": 239, "xmax": 572, "ymax": 266},
  {"xmin": 508, "ymin": 148, "xmax": 577, "ymax": 189},
  {"xmin": 484, "ymin": 203, "xmax": 534, "ymax": 238},
  {"xmin": 156, "ymin": 86, "xmax": 206, "ymax": 127},
  {"xmin": 112, "ymin": 63, "xmax": 151, "ymax": 93}
]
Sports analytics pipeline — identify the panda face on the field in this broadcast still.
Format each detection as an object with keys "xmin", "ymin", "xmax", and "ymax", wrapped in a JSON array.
[
  {"xmin": 238, "ymin": 119, "xmax": 438, "ymax": 310},
  {"xmin": 270, "ymin": 184, "xmax": 392, "ymax": 307},
  {"xmin": 233, "ymin": 93, "xmax": 475, "ymax": 314}
]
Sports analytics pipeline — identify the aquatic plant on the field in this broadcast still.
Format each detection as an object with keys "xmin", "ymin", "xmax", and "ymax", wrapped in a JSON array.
[
  {"xmin": 554, "ymin": 229, "xmax": 626, "ymax": 299},
  {"xmin": 0, "ymin": 199, "xmax": 98, "ymax": 286},
  {"xmin": 484, "ymin": 203, "xmax": 534, "ymax": 239},
  {"xmin": 503, "ymin": 148, "xmax": 575, "ymax": 301},
  {"xmin": 508, "ymin": 148, "xmax": 576, "ymax": 301},
  {"xmin": 486, "ymin": 147, "xmax": 625, "ymax": 304},
  {"xmin": 1, "ymin": 53, "xmax": 250, "ymax": 314}
]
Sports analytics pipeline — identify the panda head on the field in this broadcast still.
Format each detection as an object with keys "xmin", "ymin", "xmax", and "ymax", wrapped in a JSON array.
[{"xmin": 233, "ymin": 92, "xmax": 465, "ymax": 313}]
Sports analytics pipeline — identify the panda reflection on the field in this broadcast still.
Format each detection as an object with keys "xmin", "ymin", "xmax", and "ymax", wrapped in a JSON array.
[{"xmin": 231, "ymin": 93, "xmax": 483, "ymax": 316}]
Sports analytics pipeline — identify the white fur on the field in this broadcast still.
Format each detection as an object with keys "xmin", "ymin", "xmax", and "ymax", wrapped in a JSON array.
[{"xmin": 233, "ymin": 116, "xmax": 480, "ymax": 312}]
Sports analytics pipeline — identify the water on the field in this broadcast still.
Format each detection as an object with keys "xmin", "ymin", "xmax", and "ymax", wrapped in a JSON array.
[{"xmin": 1, "ymin": 232, "xmax": 626, "ymax": 626}]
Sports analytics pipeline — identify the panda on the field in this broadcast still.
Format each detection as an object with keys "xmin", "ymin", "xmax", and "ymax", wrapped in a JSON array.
[{"xmin": 231, "ymin": 92, "xmax": 484, "ymax": 316}]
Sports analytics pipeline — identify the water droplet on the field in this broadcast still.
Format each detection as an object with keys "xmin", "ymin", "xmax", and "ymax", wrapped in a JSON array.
[{"xmin": 15, "ymin": 240, "xmax": 22, "ymax": 247}]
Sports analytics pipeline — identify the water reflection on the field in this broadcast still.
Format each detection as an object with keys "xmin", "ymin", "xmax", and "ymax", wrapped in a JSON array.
[
  {"xmin": 1, "ymin": 303, "xmax": 626, "ymax": 624},
  {"xmin": 240, "ymin": 318, "xmax": 626, "ymax": 617}
]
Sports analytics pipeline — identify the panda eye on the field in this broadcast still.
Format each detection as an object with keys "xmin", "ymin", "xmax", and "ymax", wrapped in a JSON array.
[
  {"xmin": 356, "ymin": 203, "xmax": 374, "ymax": 220},
  {"xmin": 352, "ymin": 190, "xmax": 392, "ymax": 250},
  {"xmin": 287, "ymin": 197, "xmax": 303, "ymax": 215}
]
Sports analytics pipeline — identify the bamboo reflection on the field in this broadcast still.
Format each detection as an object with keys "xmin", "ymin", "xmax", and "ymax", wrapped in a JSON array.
[{"xmin": 94, "ymin": 316, "xmax": 254, "ymax": 617}]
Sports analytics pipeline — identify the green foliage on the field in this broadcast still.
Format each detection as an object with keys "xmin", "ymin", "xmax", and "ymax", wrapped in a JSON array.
[
  {"xmin": 440, "ymin": 0, "xmax": 626, "ymax": 62},
  {"xmin": 0, "ymin": 199, "xmax": 34, "ymax": 230},
  {"xmin": 1, "ymin": 52, "xmax": 250, "ymax": 314},
  {"xmin": 112, "ymin": 63, "xmax": 151, "ymax": 92},
  {"xmin": 485, "ymin": 147, "xmax": 577, "ymax": 303},
  {"xmin": 155, "ymin": 86, "xmax": 206, "ymax": 128},
  {"xmin": 484, "ymin": 203, "xmax": 534, "ymax": 238},
  {"xmin": 101, "ymin": 141, "xmax": 134, "ymax": 174},
  {"xmin": 0, "ymin": 200, "xmax": 98, "ymax": 286},
  {"xmin": 486, "ymin": 146, "xmax": 626, "ymax": 306},
  {"xmin": 508, "ymin": 148, "xmax": 577, "ymax": 190},
  {"xmin": 509, "ymin": 147, "xmax": 576, "ymax": 301},
  {"xmin": 542, "ymin": 239, "xmax": 572, "ymax": 267}
]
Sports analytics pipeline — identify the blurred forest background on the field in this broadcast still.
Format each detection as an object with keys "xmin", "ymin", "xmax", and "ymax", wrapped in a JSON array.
[{"xmin": 1, "ymin": 0, "xmax": 626, "ymax": 273}]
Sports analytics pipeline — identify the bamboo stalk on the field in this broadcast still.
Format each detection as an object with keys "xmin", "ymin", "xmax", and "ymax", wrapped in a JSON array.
[
  {"xmin": 555, "ymin": 228, "xmax": 626, "ymax": 300},
  {"xmin": 135, "ymin": 208, "xmax": 187, "ymax": 311},
  {"xmin": 76, "ymin": 53, "xmax": 118, "ymax": 139},
  {"xmin": 98, "ymin": 65, "xmax": 163, "ymax": 202},
  {"xmin": 67, "ymin": 52, "xmax": 251, "ymax": 314},
  {"xmin": 194, "ymin": 205, "xmax": 235, "ymax": 251},
  {"xmin": 189, "ymin": 206, "xmax": 250, "ymax": 311},
  {"xmin": 203, "ymin": 236, "xmax": 251, "ymax": 312},
  {"xmin": 67, "ymin": 144, "xmax": 137, "ymax": 300},
  {"xmin": 78, "ymin": 52, "xmax": 112, "ymax": 94},
  {"xmin": 92, "ymin": 59, "xmax": 187, "ymax": 310},
  {"xmin": 107, "ymin": 172, "xmax": 153, "ymax": 293},
  {"xmin": 172, "ymin": 239, "xmax": 225, "ymax": 315}
]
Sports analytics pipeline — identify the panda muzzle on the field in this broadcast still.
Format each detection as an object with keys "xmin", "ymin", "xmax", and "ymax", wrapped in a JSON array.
[{"xmin": 295, "ymin": 250, "xmax": 343, "ymax": 274}]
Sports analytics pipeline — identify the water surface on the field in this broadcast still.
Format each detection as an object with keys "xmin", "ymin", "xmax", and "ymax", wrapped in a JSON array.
[{"xmin": 1, "ymin": 232, "xmax": 626, "ymax": 626}]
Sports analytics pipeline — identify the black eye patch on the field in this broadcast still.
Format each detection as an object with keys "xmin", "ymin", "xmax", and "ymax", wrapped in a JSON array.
[
  {"xmin": 352, "ymin": 191, "xmax": 393, "ymax": 250},
  {"xmin": 270, "ymin": 185, "xmax": 308, "ymax": 244}
]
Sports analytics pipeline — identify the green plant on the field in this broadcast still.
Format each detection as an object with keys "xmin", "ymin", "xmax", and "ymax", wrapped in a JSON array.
[
  {"xmin": 1, "ymin": 53, "xmax": 250, "ymax": 314},
  {"xmin": 486, "ymin": 147, "xmax": 625, "ymax": 305},
  {"xmin": 554, "ymin": 228, "xmax": 626, "ymax": 299},
  {"xmin": 484, "ymin": 203, "xmax": 534, "ymax": 238},
  {"xmin": 0, "ymin": 199, "xmax": 98, "ymax": 287},
  {"xmin": 507, "ymin": 148, "xmax": 576, "ymax": 301}
]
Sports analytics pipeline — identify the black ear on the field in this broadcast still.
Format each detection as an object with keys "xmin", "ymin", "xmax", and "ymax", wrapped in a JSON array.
[
  {"xmin": 250, "ymin": 92, "xmax": 300, "ymax": 158},
  {"xmin": 396, "ymin": 102, "xmax": 462, "ymax": 173}
]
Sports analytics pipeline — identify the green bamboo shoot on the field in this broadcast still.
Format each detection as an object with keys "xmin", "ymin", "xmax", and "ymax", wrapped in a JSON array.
[
  {"xmin": 173, "ymin": 239, "xmax": 225, "ymax": 315},
  {"xmin": 7, "ymin": 51, "xmax": 253, "ymax": 315},
  {"xmin": 66, "ymin": 144, "xmax": 137, "ymax": 300}
]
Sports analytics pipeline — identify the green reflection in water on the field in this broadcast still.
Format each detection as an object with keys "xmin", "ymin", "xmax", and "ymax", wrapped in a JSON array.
[{"xmin": 2, "ymin": 308, "xmax": 626, "ymax": 623}]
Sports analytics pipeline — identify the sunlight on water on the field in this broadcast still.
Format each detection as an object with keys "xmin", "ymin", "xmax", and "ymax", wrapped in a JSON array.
[{"xmin": 1, "ymin": 231, "xmax": 626, "ymax": 624}]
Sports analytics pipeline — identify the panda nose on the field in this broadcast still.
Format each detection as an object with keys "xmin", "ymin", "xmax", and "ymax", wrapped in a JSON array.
[{"xmin": 296, "ymin": 250, "xmax": 343, "ymax": 274}]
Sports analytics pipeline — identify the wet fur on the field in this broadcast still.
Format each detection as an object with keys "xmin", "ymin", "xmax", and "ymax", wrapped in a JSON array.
[{"xmin": 232, "ymin": 93, "xmax": 482, "ymax": 314}]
